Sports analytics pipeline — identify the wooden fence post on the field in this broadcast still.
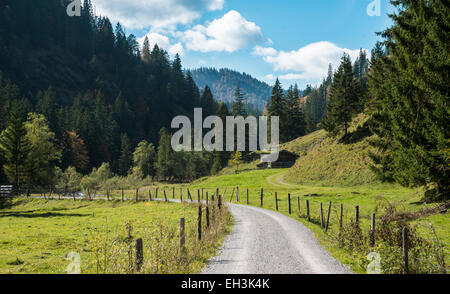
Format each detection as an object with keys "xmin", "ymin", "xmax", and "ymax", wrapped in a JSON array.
[
  {"xmin": 135, "ymin": 188, "xmax": 139, "ymax": 202},
  {"xmin": 403, "ymin": 227, "xmax": 409, "ymax": 274},
  {"xmin": 236, "ymin": 187, "xmax": 239, "ymax": 202},
  {"xmin": 155, "ymin": 187, "xmax": 159, "ymax": 199},
  {"xmin": 173, "ymin": 187, "xmax": 175, "ymax": 199},
  {"xmin": 218, "ymin": 190, "xmax": 222, "ymax": 210},
  {"xmin": 260, "ymin": 188, "xmax": 263, "ymax": 207},
  {"xmin": 340, "ymin": 204, "xmax": 343, "ymax": 229},
  {"xmin": 107, "ymin": 189, "xmax": 110, "ymax": 201},
  {"xmin": 370, "ymin": 213, "xmax": 376, "ymax": 247},
  {"xmin": 201, "ymin": 188, "xmax": 204, "ymax": 200},
  {"xmin": 325, "ymin": 202, "xmax": 332, "ymax": 232},
  {"xmin": 275, "ymin": 192, "xmax": 278, "ymax": 211},
  {"xmin": 297, "ymin": 196, "xmax": 300, "ymax": 212},
  {"xmin": 355, "ymin": 205, "xmax": 360, "ymax": 226},
  {"xmin": 135, "ymin": 238, "xmax": 143, "ymax": 272},
  {"xmin": 206, "ymin": 192, "xmax": 209, "ymax": 205},
  {"xmin": 187, "ymin": 189, "xmax": 193, "ymax": 202},
  {"xmin": 198, "ymin": 205, "xmax": 202, "ymax": 241},
  {"xmin": 198, "ymin": 189, "xmax": 200, "ymax": 203},
  {"xmin": 180, "ymin": 188, "xmax": 183, "ymax": 202},
  {"xmin": 306, "ymin": 200, "xmax": 310, "ymax": 221},
  {"xmin": 230, "ymin": 187, "xmax": 235, "ymax": 202},
  {"xmin": 206, "ymin": 205, "xmax": 210, "ymax": 228},
  {"xmin": 180, "ymin": 218, "xmax": 185, "ymax": 255},
  {"xmin": 164, "ymin": 190, "xmax": 168, "ymax": 202},
  {"xmin": 320, "ymin": 202, "xmax": 324, "ymax": 229},
  {"xmin": 122, "ymin": 188, "xmax": 124, "ymax": 201},
  {"xmin": 288, "ymin": 194, "xmax": 292, "ymax": 215},
  {"xmin": 149, "ymin": 189, "xmax": 152, "ymax": 201},
  {"xmin": 246, "ymin": 188, "xmax": 249, "ymax": 205}
]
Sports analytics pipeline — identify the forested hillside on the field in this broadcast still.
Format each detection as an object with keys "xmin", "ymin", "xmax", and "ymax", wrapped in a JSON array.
[
  {"xmin": 191, "ymin": 67, "xmax": 272, "ymax": 113},
  {"xmin": 0, "ymin": 0, "xmax": 216, "ymax": 185}
]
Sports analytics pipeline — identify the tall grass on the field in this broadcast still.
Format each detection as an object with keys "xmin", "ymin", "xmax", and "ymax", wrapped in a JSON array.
[{"xmin": 84, "ymin": 203, "xmax": 231, "ymax": 274}]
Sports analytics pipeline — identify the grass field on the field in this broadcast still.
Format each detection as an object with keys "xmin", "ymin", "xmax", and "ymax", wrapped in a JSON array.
[
  {"xmin": 0, "ymin": 199, "xmax": 231, "ymax": 274},
  {"xmin": 151, "ymin": 168, "xmax": 448, "ymax": 273}
]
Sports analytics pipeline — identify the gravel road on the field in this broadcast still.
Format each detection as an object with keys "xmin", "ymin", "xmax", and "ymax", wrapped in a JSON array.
[{"xmin": 202, "ymin": 203, "xmax": 352, "ymax": 274}]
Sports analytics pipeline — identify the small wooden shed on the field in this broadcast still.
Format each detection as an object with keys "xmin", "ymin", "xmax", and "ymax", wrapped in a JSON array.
[{"xmin": 257, "ymin": 150, "xmax": 299, "ymax": 169}]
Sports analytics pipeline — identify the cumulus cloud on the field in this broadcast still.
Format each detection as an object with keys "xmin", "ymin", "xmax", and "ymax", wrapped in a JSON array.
[
  {"xmin": 138, "ymin": 32, "xmax": 185, "ymax": 57},
  {"xmin": 254, "ymin": 42, "xmax": 368, "ymax": 82},
  {"xmin": 93, "ymin": 0, "xmax": 224, "ymax": 30},
  {"xmin": 253, "ymin": 46, "xmax": 277, "ymax": 57},
  {"xmin": 179, "ymin": 10, "xmax": 265, "ymax": 53}
]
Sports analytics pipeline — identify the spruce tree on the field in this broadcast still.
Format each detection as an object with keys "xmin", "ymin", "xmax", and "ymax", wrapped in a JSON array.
[
  {"xmin": 368, "ymin": 0, "xmax": 449, "ymax": 200},
  {"xmin": 232, "ymin": 85, "xmax": 247, "ymax": 117},
  {"xmin": 200, "ymin": 86, "xmax": 218, "ymax": 117},
  {"xmin": 322, "ymin": 54, "xmax": 360, "ymax": 137},
  {"xmin": 0, "ymin": 105, "xmax": 31, "ymax": 192},
  {"xmin": 268, "ymin": 79, "xmax": 284, "ymax": 117},
  {"xmin": 214, "ymin": 101, "xmax": 231, "ymax": 171},
  {"xmin": 142, "ymin": 36, "xmax": 151, "ymax": 63},
  {"xmin": 285, "ymin": 85, "xmax": 307, "ymax": 141},
  {"xmin": 155, "ymin": 128, "xmax": 173, "ymax": 180},
  {"xmin": 118, "ymin": 133, "xmax": 132, "ymax": 176}
]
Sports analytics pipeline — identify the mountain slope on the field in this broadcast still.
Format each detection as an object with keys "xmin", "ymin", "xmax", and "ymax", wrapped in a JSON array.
[
  {"xmin": 190, "ymin": 67, "xmax": 272, "ymax": 112},
  {"xmin": 285, "ymin": 114, "xmax": 378, "ymax": 186}
]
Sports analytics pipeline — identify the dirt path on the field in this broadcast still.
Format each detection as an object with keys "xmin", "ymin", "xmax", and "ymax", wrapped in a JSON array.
[{"xmin": 202, "ymin": 203, "xmax": 351, "ymax": 274}]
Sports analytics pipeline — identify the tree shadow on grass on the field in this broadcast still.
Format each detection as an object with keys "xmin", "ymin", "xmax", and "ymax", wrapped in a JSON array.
[{"xmin": 0, "ymin": 211, "xmax": 90, "ymax": 218}]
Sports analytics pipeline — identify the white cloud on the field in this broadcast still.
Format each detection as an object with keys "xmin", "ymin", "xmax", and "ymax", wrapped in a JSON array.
[
  {"xmin": 179, "ymin": 10, "xmax": 265, "ymax": 53},
  {"xmin": 255, "ymin": 42, "xmax": 368, "ymax": 82},
  {"xmin": 253, "ymin": 46, "xmax": 277, "ymax": 57},
  {"xmin": 138, "ymin": 32, "xmax": 185, "ymax": 57},
  {"xmin": 93, "ymin": 0, "xmax": 225, "ymax": 30},
  {"xmin": 279, "ymin": 73, "xmax": 304, "ymax": 80}
]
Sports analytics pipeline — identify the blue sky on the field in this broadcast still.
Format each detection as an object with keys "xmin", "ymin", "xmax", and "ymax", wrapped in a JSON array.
[{"xmin": 93, "ymin": 0, "xmax": 393, "ymax": 89}]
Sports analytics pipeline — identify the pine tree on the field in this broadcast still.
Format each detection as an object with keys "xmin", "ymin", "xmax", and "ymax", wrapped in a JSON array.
[
  {"xmin": 232, "ymin": 85, "xmax": 247, "ymax": 117},
  {"xmin": 268, "ymin": 79, "xmax": 284, "ymax": 117},
  {"xmin": 118, "ymin": 133, "xmax": 132, "ymax": 176},
  {"xmin": 155, "ymin": 128, "xmax": 172, "ymax": 180},
  {"xmin": 213, "ymin": 101, "xmax": 231, "ymax": 171},
  {"xmin": 322, "ymin": 54, "xmax": 360, "ymax": 138},
  {"xmin": 0, "ymin": 105, "xmax": 31, "ymax": 192},
  {"xmin": 36, "ymin": 86, "xmax": 58, "ymax": 134},
  {"xmin": 200, "ymin": 86, "xmax": 218, "ymax": 117},
  {"xmin": 142, "ymin": 36, "xmax": 151, "ymax": 63},
  {"xmin": 368, "ymin": 0, "xmax": 450, "ymax": 200},
  {"xmin": 326, "ymin": 64, "xmax": 333, "ymax": 85},
  {"xmin": 285, "ymin": 85, "xmax": 307, "ymax": 141}
]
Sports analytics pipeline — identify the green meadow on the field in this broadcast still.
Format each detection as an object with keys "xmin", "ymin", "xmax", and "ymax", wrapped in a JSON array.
[{"xmin": 0, "ymin": 199, "xmax": 230, "ymax": 274}]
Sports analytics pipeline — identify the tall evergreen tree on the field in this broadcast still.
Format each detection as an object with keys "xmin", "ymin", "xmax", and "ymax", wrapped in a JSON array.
[
  {"xmin": 155, "ymin": 128, "xmax": 173, "ymax": 180},
  {"xmin": 322, "ymin": 54, "xmax": 360, "ymax": 137},
  {"xmin": 118, "ymin": 133, "xmax": 132, "ymax": 176},
  {"xmin": 200, "ymin": 86, "xmax": 218, "ymax": 117},
  {"xmin": 232, "ymin": 85, "xmax": 247, "ymax": 117},
  {"xmin": 285, "ymin": 85, "xmax": 307, "ymax": 141},
  {"xmin": 142, "ymin": 36, "xmax": 151, "ymax": 63},
  {"xmin": 268, "ymin": 79, "xmax": 284, "ymax": 117},
  {"xmin": 368, "ymin": 0, "xmax": 449, "ymax": 200},
  {"xmin": 0, "ymin": 105, "xmax": 30, "ymax": 192}
]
